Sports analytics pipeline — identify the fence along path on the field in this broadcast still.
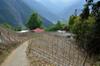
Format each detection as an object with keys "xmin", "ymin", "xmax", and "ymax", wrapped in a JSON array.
[{"xmin": 28, "ymin": 33, "xmax": 91, "ymax": 66}]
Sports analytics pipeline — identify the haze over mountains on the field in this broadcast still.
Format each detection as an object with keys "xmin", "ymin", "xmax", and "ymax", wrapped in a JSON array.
[
  {"xmin": 0, "ymin": 0, "xmax": 85, "ymax": 27},
  {"xmin": 23, "ymin": 0, "xmax": 85, "ymax": 23},
  {"xmin": 0, "ymin": 0, "xmax": 53, "ymax": 27},
  {"xmin": 0, "ymin": 0, "xmax": 33, "ymax": 27}
]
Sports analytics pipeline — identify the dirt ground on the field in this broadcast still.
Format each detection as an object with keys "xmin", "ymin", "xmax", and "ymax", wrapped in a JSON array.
[
  {"xmin": 1, "ymin": 41, "xmax": 29, "ymax": 66},
  {"xmin": 27, "ymin": 33, "xmax": 91, "ymax": 66}
]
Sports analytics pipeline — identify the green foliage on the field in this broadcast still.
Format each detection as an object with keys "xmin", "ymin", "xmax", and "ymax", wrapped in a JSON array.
[
  {"xmin": 47, "ymin": 21, "xmax": 65, "ymax": 31},
  {"xmin": 85, "ymin": 0, "xmax": 93, "ymax": 5},
  {"xmin": 26, "ymin": 12, "xmax": 43, "ymax": 30},
  {"xmin": 13, "ymin": 26, "xmax": 22, "ymax": 31},
  {"xmin": 68, "ymin": 16, "xmax": 78, "ymax": 32},
  {"xmin": 87, "ymin": 1, "xmax": 100, "ymax": 57},
  {"xmin": 0, "ymin": 23, "xmax": 22, "ymax": 31},
  {"xmin": 54, "ymin": 21, "xmax": 63, "ymax": 30},
  {"xmin": 0, "ymin": 23, "xmax": 13, "ymax": 29},
  {"xmin": 80, "ymin": 5, "xmax": 90, "ymax": 19},
  {"xmin": 71, "ymin": 16, "xmax": 95, "ymax": 34},
  {"xmin": 68, "ymin": 0, "xmax": 100, "ymax": 64},
  {"xmin": 69, "ymin": 16, "xmax": 76, "ymax": 25},
  {"xmin": 80, "ymin": 0, "xmax": 94, "ymax": 20}
]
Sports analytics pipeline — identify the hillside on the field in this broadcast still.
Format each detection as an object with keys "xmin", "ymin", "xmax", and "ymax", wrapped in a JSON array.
[
  {"xmin": 0, "ymin": 27, "xmax": 19, "ymax": 64},
  {"xmin": 0, "ymin": 27, "xmax": 30, "ymax": 64},
  {"xmin": 0, "ymin": 0, "xmax": 33, "ymax": 26},
  {"xmin": 0, "ymin": 0, "xmax": 53, "ymax": 28}
]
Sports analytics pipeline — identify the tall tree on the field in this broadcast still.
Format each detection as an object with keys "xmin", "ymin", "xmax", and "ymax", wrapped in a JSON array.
[
  {"xmin": 80, "ymin": 0, "xmax": 94, "ymax": 20},
  {"xmin": 87, "ymin": 1, "xmax": 100, "ymax": 57},
  {"xmin": 68, "ymin": 0, "xmax": 100, "ymax": 65},
  {"xmin": 80, "ymin": 5, "xmax": 90, "ymax": 19},
  {"xmin": 26, "ymin": 13, "xmax": 42, "ymax": 30}
]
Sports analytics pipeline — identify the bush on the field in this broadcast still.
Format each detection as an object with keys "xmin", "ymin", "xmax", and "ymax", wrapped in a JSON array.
[
  {"xmin": 68, "ymin": 0, "xmax": 100, "ymax": 65},
  {"xmin": 47, "ymin": 21, "xmax": 65, "ymax": 31}
]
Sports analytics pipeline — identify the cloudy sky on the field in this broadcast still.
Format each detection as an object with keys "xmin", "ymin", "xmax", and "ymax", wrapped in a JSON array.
[
  {"xmin": 22, "ymin": 0, "xmax": 86, "ymax": 22},
  {"xmin": 38, "ymin": 0, "xmax": 84, "ymax": 12},
  {"xmin": 23, "ymin": 0, "xmax": 99, "ymax": 22},
  {"xmin": 24, "ymin": 0, "xmax": 85, "ymax": 13}
]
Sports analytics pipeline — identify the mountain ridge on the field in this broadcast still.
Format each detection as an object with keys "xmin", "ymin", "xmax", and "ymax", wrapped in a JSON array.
[{"xmin": 0, "ymin": 0, "xmax": 53, "ymax": 28}]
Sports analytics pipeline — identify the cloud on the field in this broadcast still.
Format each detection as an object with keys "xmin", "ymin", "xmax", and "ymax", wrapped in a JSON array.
[
  {"xmin": 33, "ymin": 0, "xmax": 81, "ymax": 8},
  {"xmin": 24, "ymin": 0, "xmax": 83, "ymax": 15},
  {"xmin": 50, "ymin": 0, "xmax": 73, "ymax": 3},
  {"xmin": 34, "ymin": 0, "xmax": 41, "ymax": 2},
  {"xmin": 34, "ymin": 0, "xmax": 80, "ymax": 4}
]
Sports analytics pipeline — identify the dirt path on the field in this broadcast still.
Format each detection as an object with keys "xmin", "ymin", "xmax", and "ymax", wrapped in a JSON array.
[{"xmin": 1, "ymin": 41, "xmax": 29, "ymax": 66}]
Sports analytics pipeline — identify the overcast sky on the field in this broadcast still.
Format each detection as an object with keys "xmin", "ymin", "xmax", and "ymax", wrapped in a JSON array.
[
  {"xmin": 24, "ymin": 0, "xmax": 85, "ymax": 13},
  {"xmin": 23, "ymin": 0, "xmax": 99, "ymax": 22},
  {"xmin": 35, "ymin": 0, "xmax": 84, "ymax": 12},
  {"xmin": 24, "ymin": 0, "xmax": 99, "ymax": 12}
]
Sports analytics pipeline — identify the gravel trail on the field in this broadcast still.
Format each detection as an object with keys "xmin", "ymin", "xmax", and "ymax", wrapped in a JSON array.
[{"xmin": 1, "ymin": 41, "xmax": 29, "ymax": 66}]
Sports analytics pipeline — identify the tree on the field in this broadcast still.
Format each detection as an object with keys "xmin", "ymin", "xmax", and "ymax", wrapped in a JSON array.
[
  {"xmin": 80, "ymin": 5, "xmax": 90, "ymax": 20},
  {"xmin": 26, "ymin": 13, "xmax": 42, "ymax": 30},
  {"xmin": 68, "ymin": 15, "xmax": 77, "ymax": 31},
  {"xmin": 80, "ymin": 0, "xmax": 94, "ymax": 20},
  {"xmin": 47, "ymin": 21, "xmax": 64, "ymax": 31},
  {"xmin": 87, "ymin": 1, "xmax": 100, "ymax": 57},
  {"xmin": 0, "ymin": 23, "xmax": 12, "ymax": 29},
  {"xmin": 85, "ymin": 0, "xmax": 93, "ymax": 5},
  {"xmin": 54, "ymin": 21, "xmax": 63, "ymax": 30},
  {"xmin": 0, "ymin": 23, "xmax": 22, "ymax": 31},
  {"xmin": 14, "ymin": 26, "xmax": 22, "ymax": 31},
  {"xmin": 68, "ymin": 0, "xmax": 100, "ymax": 65}
]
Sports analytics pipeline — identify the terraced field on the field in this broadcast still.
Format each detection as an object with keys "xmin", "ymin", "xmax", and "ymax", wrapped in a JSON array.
[
  {"xmin": 27, "ymin": 33, "xmax": 91, "ymax": 66},
  {"xmin": 0, "ymin": 27, "xmax": 34, "ymax": 65}
]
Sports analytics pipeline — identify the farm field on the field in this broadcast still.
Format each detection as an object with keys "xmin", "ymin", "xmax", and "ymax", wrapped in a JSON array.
[{"xmin": 27, "ymin": 33, "xmax": 91, "ymax": 66}]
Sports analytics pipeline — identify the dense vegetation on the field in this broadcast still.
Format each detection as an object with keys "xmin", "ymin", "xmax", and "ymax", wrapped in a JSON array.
[
  {"xmin": 26, "ymin": 12, "xmax": 43, "ymax": 30},
  {"xmin": 47, "ymin": 21, "xmax": 68, "ymax": 31},
  {"xmin": 68, "ymin": 0, "xmax": 100, "ymax": 65},
  {"xmin": 0, "ymin": 23, "xmax": 21, "ymax": 31}
]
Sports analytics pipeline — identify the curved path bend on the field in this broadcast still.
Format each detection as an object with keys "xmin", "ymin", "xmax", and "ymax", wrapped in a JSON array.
[{"xmin": 1, "ymin": 41, "xmax": 29, "ymax": 66}]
